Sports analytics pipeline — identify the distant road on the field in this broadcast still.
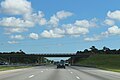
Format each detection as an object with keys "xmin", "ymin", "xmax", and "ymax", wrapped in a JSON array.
[{"xmin": 0, "ymin": 66, "xmax": 120, "ymax": 80}]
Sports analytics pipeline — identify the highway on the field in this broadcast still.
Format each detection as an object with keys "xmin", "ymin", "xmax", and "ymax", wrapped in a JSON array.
[{"xmin": 0, "ymin": 66, "xmax": 120, "ymax": 80}]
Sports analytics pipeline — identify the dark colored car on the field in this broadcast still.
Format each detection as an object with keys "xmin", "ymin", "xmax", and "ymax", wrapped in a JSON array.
[
  {"xmin": 57, "ymin": 60, "xmax": 65, "ymax": 69},
  {"xmin": 0, "ymin": 62, "xmax": 8, "ymax": 65}
]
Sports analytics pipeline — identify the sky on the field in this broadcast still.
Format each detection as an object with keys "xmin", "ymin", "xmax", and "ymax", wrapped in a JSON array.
[{"xmin": 0, "ymin": 0, "xmax": 120, "ymax": 53}]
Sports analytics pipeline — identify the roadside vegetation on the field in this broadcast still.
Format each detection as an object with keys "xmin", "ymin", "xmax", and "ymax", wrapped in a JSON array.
[
  {"xmin": 0, "ymin": 66, "xmax": 31, "ymax": 71},
  {"xmin": 0, "ymin": 50, "xmax": 51, "ymax": 65},
  {"xmin": 74, "ymin": 46, "xmax": 120, "ymax": 72},
  {"xmin": 75, "ymin": 54, "xmax": 120, "ymax": 72}
]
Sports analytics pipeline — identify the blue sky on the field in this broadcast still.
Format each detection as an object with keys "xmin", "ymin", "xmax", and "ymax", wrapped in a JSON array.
[{"xmin": 0, "ymin": 0, "xmax": 120, "ymax": 53}]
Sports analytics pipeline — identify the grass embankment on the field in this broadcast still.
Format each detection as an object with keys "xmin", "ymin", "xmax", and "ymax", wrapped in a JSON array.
[
  {"xmin": 0, "ymin": 66, "xmax": 31, "ymax": 71},
  {"xmin": 76, "ymin": 54, "xmax": 120, "ymax": 72}
]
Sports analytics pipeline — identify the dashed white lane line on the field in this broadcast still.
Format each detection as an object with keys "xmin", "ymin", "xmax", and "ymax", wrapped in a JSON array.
[
  {"xmin": 76, "ymin": 76, "xmax": 80, "ymax": 79},
  {"xmin": 41, "ymin": 71, "xmax": 43, "ymax": 72},
  {"xmin": 70, "ymin": 72, "xmax": 73, "ymax": 74},
  {"xmin": 29, "ymin": 75, "xmax": 34, "ymax": 78}
]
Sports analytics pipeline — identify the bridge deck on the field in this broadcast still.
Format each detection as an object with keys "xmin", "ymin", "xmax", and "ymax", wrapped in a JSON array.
[{"xmin": 0, "ymin": 53, "xmax": 91, "ymax": 57}]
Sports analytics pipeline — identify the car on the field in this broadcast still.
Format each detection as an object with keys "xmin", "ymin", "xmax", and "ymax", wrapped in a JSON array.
[
  {"xmin": 65, "ymin": 62, "xmax": 70, "ymax": 66},
  {"xmin": 57, "ymin": 60, "xmax": 65, "ymax": 69},
  {"xmin": 0, "ymin": 62, "xmax": 8, "ymax": 65}
]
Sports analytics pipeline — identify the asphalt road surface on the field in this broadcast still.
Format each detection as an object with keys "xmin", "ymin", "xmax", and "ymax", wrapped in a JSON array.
[{"xmin": 0, "ymin": 66, "xmax": 120, "ymax": 80}]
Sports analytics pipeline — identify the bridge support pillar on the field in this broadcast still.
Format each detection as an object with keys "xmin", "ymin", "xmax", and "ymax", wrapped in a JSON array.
[
  {"xmin": 37, "ymin": 57, "xmax": 44, "ymax": 65},
  {"xmin": 37, "ymin": 57, "xmax": 39, "ymax": 64},
  {"xmin": 8, "ymin": 57, "xmax": 11, "ymax": 64},
  {"xmin": 41, "ymin": 57, "xmax": 43, "ymax": 64},
  {"xmin": 37, "ymin": 57, "xmax": 42, "ymax": 64},
  {"xmin": 70, "ymin": 57, "xmax": 74, "ymax": 65}
]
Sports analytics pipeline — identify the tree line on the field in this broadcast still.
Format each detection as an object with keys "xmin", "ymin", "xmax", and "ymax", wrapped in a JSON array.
[
  {"xmin": 0, "ymin": 50, "xmax": 40, "ymax": 64},
  {"xmin": 0, "ymin": 50, "xmax": 26, "ymax": 55},
  {"xmin": 76, "ymin": 46, "xmax": 120, "ymax": 54}
]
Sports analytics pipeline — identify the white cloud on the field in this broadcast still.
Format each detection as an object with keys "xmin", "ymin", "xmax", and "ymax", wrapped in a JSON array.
[
  {"xmin": 40, "ymin": 21, "xmax": 90, "ymax": 38},
  {"xmin": 47, "ymin": 19, "xmax": 97, "ymax": 38},
  {"xmin": 49, "ymin": 15, "xmax": 59, "ymax": 27},
  {"xmin": 84, "ymin": 31, "xmax": 110, "ymax": 42},
  {"xmin": 0, "ymin": 17, "xmax": 34, "ymax": 28},
  {"xmin": 65, "ymin": 26, "xmax": 89, "ymax": 35},
  {"xmin": 74, "ymin": 20, "xmax": 90, "ymax": 28},
  {"xmin": 74, "ymin": 18, "xmax": 97, "ymax": 28},
  {"xmin": 8, "ymin": 41, "xmax": 19, "ymax": 44},
  {"xmin": 10, "ymin": 35, "xmax": 24, "ymax": 40},
  {"xmin": 107, "ymin": 10, "xmax": 120, "ymax": 20},
  {"xmin": 0, "ymin": 17, "xmax": 34, "ymax": 34},
  {"xmin": 85, "ymin": 25, "xmax": 120, "ymax": 42},
  {"xmin": 38, "ymin": 18, "xmax": 47, "ymax": 26},
  {"xmin": 84, "ymin": 36, "xmax": 101, "ymax": 41},
  {"xmin": 56, "ymin": 10, "xmax": 73, "ymax": 19},
  {"xmin": 0, "ymin": 0, "xmax": 32, "ymax": 15},
  {"xmin": 61, "ymin": 18, "xmax": 98, "ymax": 37},
  {"xmin": 107, "ymin": 25, "xmax": 120, "ymax": 35},
  {"xmin": 0, "ymin": 0, "xmax": 47, "ymax": 28},
  {"xmin": 0, "ymin": 12, "xmax": 46, "ymax": 35},
  {"xmin": 63, "ymin": 23, "xmax": 89, "ymax": 36},
  {"xmin": 40, "ymin": 29, "xmax": 65, "ymax": 38},
  {"xmin": 104, "ymin": 19, "xmax": 115, "ymax": 26},
  {"xmin": 24, "ymin": 11, "xmax": 47, "ymax": 26},
  {"xmin": 52, "ymin": 28, "xmax": 65, "ymax": 35},
  {"xmin": 48, "ymin": 10, "xmax": 73, "ymax": 27},
  {"xmin": 29, "ymin": 33, "xmax": 39, "ymax": 40},
  {"xmin": 4, "ymin": 27, "xmax": 28, "ymax": 34}
]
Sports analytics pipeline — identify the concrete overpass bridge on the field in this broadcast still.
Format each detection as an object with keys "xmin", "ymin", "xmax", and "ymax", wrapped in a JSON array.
[
  {"xmin": 27, "ymin": 53, "xmax": 76, "ymax": 57},
  {"xmin": 0, "ymin": 53, "xmax": 91, "ymax": 65},
  {"xmin": 0, "ymin": 53, "xmax": 91, "ymax": 56},
  {"xmin": 0, "ymin": 53, "xmax": 90, "ymax": 58}
]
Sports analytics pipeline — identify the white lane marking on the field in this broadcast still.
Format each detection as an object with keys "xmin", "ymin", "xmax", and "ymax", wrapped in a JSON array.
[
  {"xmin": 29, "ymin": 75, "xmax": 34, "ymax": 78},
  {"xmin": 76, "ymin": 76, "xmax": 80, "ymax": 79},
  {"xmin": 41, "ymin": 71, "xmax": 43, "ymax": 72},
  {"xmin": 70, "ymin": 72, "xmax": 73, "ymax": 74},
  {"xmin": 68, "ymin": 70, "xmax": 71, "ymax": 71}
]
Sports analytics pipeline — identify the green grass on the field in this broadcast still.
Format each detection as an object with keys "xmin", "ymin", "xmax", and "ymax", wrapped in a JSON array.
[
  {"xmin": 76, "ymin": 54, "xmax": 120, "ymax": 72},
  {"xmin": 0, "ymin": 66, "xmax": 31, "ymax": 71}
]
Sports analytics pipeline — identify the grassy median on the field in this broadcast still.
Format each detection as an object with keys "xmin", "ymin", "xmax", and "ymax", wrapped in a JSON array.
[
  {"xmin": 0, "ymin": 66, "xmax": 32, "ymax": 71},
  {"xmin": 76, "ymin": 54, "xmax": 120, "ymax": 72}
]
